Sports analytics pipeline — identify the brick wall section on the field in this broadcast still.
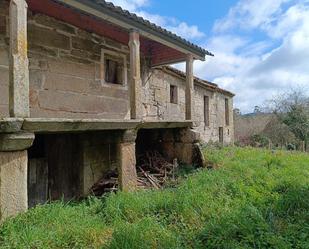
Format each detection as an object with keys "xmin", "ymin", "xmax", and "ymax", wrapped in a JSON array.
[{"xmin": 0, "ymin": 0, "xmax": 9, "ymax": 118}]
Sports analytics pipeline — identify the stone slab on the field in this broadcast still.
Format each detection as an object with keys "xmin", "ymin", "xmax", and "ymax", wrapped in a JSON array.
[
  {"xmin": 28, "ymin": 24, "xmax": 71, "ymax": 50},
  {"xmin": 23, "ymin": 118, "xmax": 139, "ymax": 133},
  {"xmin": 22, "ymin": 118, "xmax": 192, "ymax": 133},
  {"xmin": 177, "ymin": 128, "xmax": 201, "ymax": 143},
  {"xmin": 0, "ymin": 117, "xmax": 193, "ymax": 134},
  {"xmin": 0, "ymin": 132, "xmax": 34, "ymax": 151},
  {"xmin": 138, "ymin": 121, "xmax": 193, "ymax": 129},
  {"xmin": 37, "ymin": 90, "xmax": 128, "ymax": 114}
]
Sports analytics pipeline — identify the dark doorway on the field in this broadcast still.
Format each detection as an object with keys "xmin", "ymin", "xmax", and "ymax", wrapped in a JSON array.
[
  {"xmin": 28, "ymin": 135, "xmax": 48, "ymax": 208},
  {"xmin": 46, "ymin": 134, "xmax": 81, "ymax": 201},
  {"xmin": 28, "ymin": 134, "xmax": 82, "ymax": 207},
  {"xmin": 219, "ymin": 127, "xmax": 224, "ymax": 144}
]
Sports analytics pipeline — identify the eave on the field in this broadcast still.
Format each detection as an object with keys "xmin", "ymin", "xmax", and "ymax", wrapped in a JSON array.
[{"xmin": 26, "ymin": 0, "xmax": 212, "ymax": 66}]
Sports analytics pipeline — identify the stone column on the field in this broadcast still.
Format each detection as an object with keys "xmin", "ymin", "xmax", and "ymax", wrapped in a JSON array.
[
  {"xmin": 0, "ymin": 132, "xmax": 34, "ymax": 222},
  {"xmin": 129, "ymin": 30, "xmax": 142, "ymax": 120},
  {"xmin": 117, "ymin": 129, "xmax": 137, "ymax": 192},
  {"xmin": 185, "ymin": 54, "xmax": 194, "ymax": 120},
  {"xmin": 9, "ymin": 0, "xmax": 29, "ymax": 118}
]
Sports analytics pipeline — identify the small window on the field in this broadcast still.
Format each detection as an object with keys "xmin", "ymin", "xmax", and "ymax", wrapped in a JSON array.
[
  {"xmin": 225, "ymin": 98, "xmax": 230, "ymax": 126},
  {"xmin": 100, "ymin": 49, "xmax": 127, "ymax": 86},
  {"xmin": 170, "ymin": 85, "xmax": 178, "ymax": 104},
  {"xmin": 204, "ymin": 96, "xmax": 210, "ymax": 127},
  {"xmin": 105, "ymin": 59, "xmax": 122, "ymax": 84}
]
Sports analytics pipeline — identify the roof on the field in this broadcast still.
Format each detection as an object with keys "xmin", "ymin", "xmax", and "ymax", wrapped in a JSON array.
[
  {"xmin": 95, "ymin": 0, "xmax": 213, "ymax": 57},
  {"xmin": 161, "ymin": 66, "xmax": 235, "ymax": 97},
  {"xmin": 56, "ymin": 0, "xmax": 213, "ymax": 59}
]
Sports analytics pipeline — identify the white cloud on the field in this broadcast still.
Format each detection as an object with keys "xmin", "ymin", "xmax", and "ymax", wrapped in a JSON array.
[
  {"xmin": 108, "ymin": 0, "xmax": 205, "ymax": 40},
  {"xmin": 166, "ymin": 22, "xmax": 205, "ymax": 39},
  {"xmin": 213, "ymin": 0, "xmax": 291, "ymax": 32},
  {"xmin": 198, "ymin": 0, "xmax": 309, "ymax": 113}
]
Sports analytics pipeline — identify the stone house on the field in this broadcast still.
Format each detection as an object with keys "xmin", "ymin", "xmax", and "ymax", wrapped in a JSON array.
[{"xmin": 0, "ymin": 0, "xmax": 234, "ymax": 220}]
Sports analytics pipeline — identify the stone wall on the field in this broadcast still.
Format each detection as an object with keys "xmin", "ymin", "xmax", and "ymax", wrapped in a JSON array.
[
  {"xmin": 80, "ymin": 131, "xmax": 120, "ymax": 195},
  {"xmin": 146, "ymin": 70, "xmax": 234, "ymax": 144},
  {"xmin": 142, "ymin": 69, "xmax": 186, "ymax": 121},
  {"xmin": 193, "ymin": 88, "xmax": 233, "ymax": 144},
  {"xmin": 26, "ymin": 11, "xmax": 131, "ymax": 119}
]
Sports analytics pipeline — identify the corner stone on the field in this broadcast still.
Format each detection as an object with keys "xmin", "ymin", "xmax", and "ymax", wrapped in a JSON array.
[{"xmin": 0, "ymin": 132, "xmax": 34, "ymax": 152}]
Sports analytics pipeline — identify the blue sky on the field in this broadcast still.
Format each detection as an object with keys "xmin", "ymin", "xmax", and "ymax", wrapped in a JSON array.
[{"xmin": 109, "ymin": 0, "xmax": 309, "ymax": 113}]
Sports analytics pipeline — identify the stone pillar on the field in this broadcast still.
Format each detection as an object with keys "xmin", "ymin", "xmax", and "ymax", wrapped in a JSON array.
[
  {"xmin": 9, "ymin": 0, "xmax": 29, "ymax": 118},
  {"xmin": 0, "ymin": 151, "xmax": 27, "ymax": 221},
  {"xmin": 0, "ymin": 132, "xmax": 34, "ymax": 222},
  {"xmin": 185, "ymin": 54, "xmax": 194, "ymax": 120},
  {"xmin": 117, "ymin": 129, "xmax": 137, "ymax": 192},
  {"xmin": 129, "ymin": 30, "xmax": 142, "ymax": 120}
]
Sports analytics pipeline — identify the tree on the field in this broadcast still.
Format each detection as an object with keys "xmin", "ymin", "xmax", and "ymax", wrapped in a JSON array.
[
  {"xmin": 262, "ymin": 115, "xmax": 299, "ymax": 148},
  {"xmin": 267, "ymin": 90, "xmax": 309, "ymax": 150},
  {"xmin": 254, "ymin": 106, "xmax": 262, "ymax": 113}
]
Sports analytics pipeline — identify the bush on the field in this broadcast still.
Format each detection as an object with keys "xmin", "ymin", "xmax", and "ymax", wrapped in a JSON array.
[{"xmin": 250, "ymin": 134, "xmax": 270, "ymax": 147}]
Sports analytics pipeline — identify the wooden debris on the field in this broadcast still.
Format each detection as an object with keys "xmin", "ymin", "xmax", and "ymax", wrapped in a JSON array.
[
  {"xmin": 136, "ymin": 150, "xmax": 176, "ymax": 189},
  {"xmin": 139, "ymin": 167, "xmax": 161, "ymax": 189},
  {"xmin": 90, "ymin": 170, "xmax": 118, "ymax": 196},
  {"xmin": 90, "ymin": 151, "xmax": 179, "ymax": 195}
]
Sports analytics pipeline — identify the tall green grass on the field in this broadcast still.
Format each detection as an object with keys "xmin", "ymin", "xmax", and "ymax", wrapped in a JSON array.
[{"xmin": 0, "ymin": 147, "xmax": 308, "ymax": 248}]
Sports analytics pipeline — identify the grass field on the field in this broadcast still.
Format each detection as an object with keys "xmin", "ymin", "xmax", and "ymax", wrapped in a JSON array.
[{"xmin": 0, "ymin": 147, "xmax": 309, "ymax": 249}]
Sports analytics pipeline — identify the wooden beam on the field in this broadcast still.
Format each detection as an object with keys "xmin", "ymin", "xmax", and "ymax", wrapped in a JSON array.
[{"xmin": 9, "ymin": 0, "xmax": 29, "ymax": 118}]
